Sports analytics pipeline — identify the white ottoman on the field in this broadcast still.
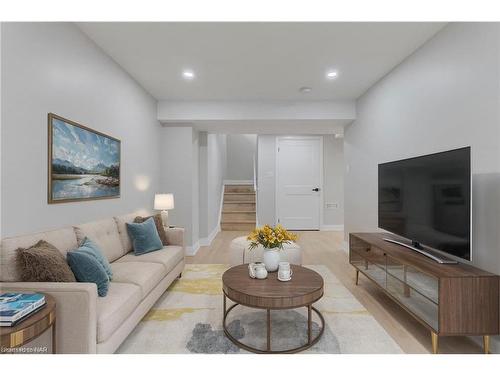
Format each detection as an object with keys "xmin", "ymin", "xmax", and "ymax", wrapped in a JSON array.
[{"xmin": 229, "ymin": 236, "xmax": 302, "ymax": 266}]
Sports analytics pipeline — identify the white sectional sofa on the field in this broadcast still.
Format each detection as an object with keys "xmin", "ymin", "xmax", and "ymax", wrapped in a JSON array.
[{"xmin": 0, "ymin": 213, "xmax": 185, "ymax": 353}]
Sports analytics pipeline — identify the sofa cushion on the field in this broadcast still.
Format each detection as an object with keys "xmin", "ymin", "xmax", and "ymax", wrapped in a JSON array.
[
  {"xmin": 96, "ymin": 282, "xmax": 141, "ymax": 343},
  {"xmin": 115, "ymin": 246, "xmax": 184, "ymax": 275},
  {"xmin": 113, "ymin": 213, "xmax": 139, "ymax": 253},
  {"xmin": 110, "ymin": 262, "xmax": 165, "ymax": 298},
  {"xmin": 74, "ymin": 219, "xmax": 124, "ymax": 262},
  {"xmin": 0, "ymin": 227, "xmax": 78, "ymax": 282}
]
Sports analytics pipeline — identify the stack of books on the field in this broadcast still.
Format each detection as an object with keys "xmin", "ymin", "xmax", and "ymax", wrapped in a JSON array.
[{"xmin": 0, "ymin": 293, "xmax": 46, "ymax": 327}]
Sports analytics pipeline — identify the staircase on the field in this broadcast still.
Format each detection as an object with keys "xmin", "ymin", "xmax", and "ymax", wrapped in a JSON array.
[{"xmin": 221, "ymin": 184, "xmax": 256, "ymax": 231}]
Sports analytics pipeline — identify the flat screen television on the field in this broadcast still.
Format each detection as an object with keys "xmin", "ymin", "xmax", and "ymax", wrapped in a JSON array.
[{"xmin": 378, "ymin": 147, "xmax": 471, "ymax": 262}]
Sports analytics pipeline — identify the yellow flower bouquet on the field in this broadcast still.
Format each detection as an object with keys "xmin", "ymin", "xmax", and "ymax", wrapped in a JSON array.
[{"xmin": 247, "ymin": 224, "xmax": 298, "ymax": 251}]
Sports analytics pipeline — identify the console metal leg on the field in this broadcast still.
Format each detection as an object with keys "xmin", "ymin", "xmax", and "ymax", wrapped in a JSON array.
[
  {"xmin": 431, "ymin": 331, "xmax": 438, "ymax": 354},
  {"xmin": 483, "ymin": 335, "xmax": 490, "ymax": 354},
  {"xmin": 52, "ymin": 318, "xmax": 56, "ymax": 354},
  {"xmin": 267, "ymin": 309, "xmax": 271, "ymax": 351},
  {"xmin": 355, "ymin": 269, "xmax": 359, "ymax": 285},
  {"xmin": 307, "ymin": 305, "xmax": 312, "ymax": 344}
]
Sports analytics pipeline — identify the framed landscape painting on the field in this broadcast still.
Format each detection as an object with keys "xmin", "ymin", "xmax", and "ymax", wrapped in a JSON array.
[{"xmin": 48, "ymin": 113, "xmax": 121, "ymax": 203}]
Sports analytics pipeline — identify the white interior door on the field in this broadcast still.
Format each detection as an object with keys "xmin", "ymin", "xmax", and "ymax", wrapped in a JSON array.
[{"xmin": 276, "ymin": 137, "xmax": 322, "ymax": 230}]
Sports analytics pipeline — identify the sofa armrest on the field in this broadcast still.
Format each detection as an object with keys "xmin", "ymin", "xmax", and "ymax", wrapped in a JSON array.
[
  {"xmin": 0, "ymin": 282, "xmax": 98, "ymax": 353},
  {"xmin": 164, "ymin": 227, "xmax": 185, "ymax": 248}
]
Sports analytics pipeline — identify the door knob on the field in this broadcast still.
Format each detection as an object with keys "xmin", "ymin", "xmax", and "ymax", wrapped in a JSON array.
[{"xmin": 312, "ymin": 187, "xmax": 320, "ymax": 192}]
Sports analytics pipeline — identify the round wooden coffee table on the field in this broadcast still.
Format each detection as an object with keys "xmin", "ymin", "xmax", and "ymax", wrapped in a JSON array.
[
  {"xmin": 222, "ymin": 264, "xmax": 324, "ymax": 354},
  {"xmin": 0, "ymin": 294, "xmax": 56, "ymax": 354}
]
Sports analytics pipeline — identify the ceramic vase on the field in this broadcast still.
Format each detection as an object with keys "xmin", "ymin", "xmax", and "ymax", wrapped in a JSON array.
[{"xmin": 263, "ymin": 248, "xmax": 280, "ymax": 272}]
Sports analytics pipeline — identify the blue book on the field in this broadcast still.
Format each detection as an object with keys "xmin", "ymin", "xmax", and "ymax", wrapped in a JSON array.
[
  {"xmin": 0, "ymin": 293, "xmax": 46, "ymax": 325},
  {"xmin": 0, "ymin": 293, "xmax": 23, "ymax": 303}
]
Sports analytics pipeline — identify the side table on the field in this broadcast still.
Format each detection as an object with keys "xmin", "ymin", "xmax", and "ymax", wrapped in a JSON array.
[{"xmin": 0, "ymin": 293, "xmax": 56, "ymax": 354}]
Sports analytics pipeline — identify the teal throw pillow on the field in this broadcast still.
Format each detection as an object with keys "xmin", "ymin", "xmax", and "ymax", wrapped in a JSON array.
[
  {"xmin": 67, "ymin": 251, "xmax": 109, "ymax": 297},
  {"xmin": 78, "ymin": 237, "xmax": 113, "ymax": 280},
  {"xmin": 126, "ymin": 217, "xmax": 163, "ymax": 255}
]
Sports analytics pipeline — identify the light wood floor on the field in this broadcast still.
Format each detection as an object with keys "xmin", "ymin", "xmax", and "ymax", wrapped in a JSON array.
[{"xmin": 187, "ymin": 230, "xmax": 484, "ymax": 354}]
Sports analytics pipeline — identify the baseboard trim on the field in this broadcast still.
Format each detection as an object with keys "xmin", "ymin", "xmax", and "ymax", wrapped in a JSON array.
[
  {"xmin": 217, "ymin": 184, "xmax": 224, "ymax": 230},
  {"xmin": 199, "ymin": 225, "xmax": 220, "ymax": 247},
  {"xmin": 341, "ymin": 240, "xmax": 348, "ymax": 253},
  {"xmin": 320, "ymin": 224, "xmax": 344, "ymax": 231},
  {"xmin": 224, "ymin": 179, "xmax": 253, "ymax": 185},
  {"xmin": 185, "ymin": 241, "xmax": 200, "ymax": 256}
]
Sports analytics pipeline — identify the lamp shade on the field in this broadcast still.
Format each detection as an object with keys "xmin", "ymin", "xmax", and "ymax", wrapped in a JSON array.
[{"xmin": 154, "ymin": 193, "xmax": 174, "ymax": 210}]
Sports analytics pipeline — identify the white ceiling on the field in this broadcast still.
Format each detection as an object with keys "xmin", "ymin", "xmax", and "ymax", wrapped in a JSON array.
[{"xmin": 78, "ymin": 22, "xmax": 445, "ymax": 101}]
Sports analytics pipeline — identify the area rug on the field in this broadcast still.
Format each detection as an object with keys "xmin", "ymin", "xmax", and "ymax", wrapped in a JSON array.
[{"xmin": 117, "ymin": 264, "xmax": 403, "ymax": 354}]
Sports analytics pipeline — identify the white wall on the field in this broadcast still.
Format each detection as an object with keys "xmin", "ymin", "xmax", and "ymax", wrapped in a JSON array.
[
  {"xmin": 323, "ymin": 137, "xmax": 345, "ymax": 228},
  {"xmin": 257, "ymin": 135, "xmax": 345, "ymax": 228},
  {"xmin": 0, "ymin": 24, "xmax": 3, "ymax": 238},
  {"xmin": 225, "ymin": 134, "xmax": 257, "ymax": 181},
  {"xmin": 191, "ymin": 130, "xmax": 200, "ymax": 247},
  {"xmin": 159, "ymin": 127, "xmax": 195, "ymax": 246},
  {"xmin": 198, "ymin": 132, "xmax": 209, "ymax": 239},
  {"xmin": 1, "ymin": 23, "xmax": 161, "ymax": 237},
  {"xmin": 158, "ymin": 100, "xmax": 356, "ymax": 121},
  {"xmin": 206, "ymin": 134, "xmax": 226, "ymax": 235},
  {"xmin": 160, "ymin": 127, "xmax": 225, "ymax": 251},
  {"xmin": 344, "ymin": 23, "xmax": 500, "ymax": 351},
  {"xmin": 198, "ymin": 132, "xmax": 226, "ymax": 242},
  {"xmin": 257, "ymin": 135, "xmax": 276, "ymax": 225}
]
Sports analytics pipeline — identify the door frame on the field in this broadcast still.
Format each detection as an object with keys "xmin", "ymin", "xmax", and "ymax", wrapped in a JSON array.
[{"xmin": 275, "ymin": 135, "xmax": 324, "ymax": 230}]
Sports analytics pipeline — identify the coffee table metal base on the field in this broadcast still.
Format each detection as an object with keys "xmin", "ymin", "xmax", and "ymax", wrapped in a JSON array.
[{"xmin": 222, "ymin": 294, "xmax": 325, "ymax": 354}]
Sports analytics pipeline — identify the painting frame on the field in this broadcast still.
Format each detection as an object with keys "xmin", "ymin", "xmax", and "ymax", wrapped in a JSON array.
[{"xmin": 47, "ymin": 113, "xmax": 121, "ymax": 204}]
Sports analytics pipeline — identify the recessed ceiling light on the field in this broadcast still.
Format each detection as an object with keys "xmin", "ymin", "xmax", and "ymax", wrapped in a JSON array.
[
  {"xmin": 327, "ymin": 71, "xmax": 338, "ymax": 79},
  {"xmin": 182, "ymin": 70, "xmax": 195, "ymax": 80},
  {"xmin": 299, "ymin": 86, "xmax": 312, "ymax": 94}
]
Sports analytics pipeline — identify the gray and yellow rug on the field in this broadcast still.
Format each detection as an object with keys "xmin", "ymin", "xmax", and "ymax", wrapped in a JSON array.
[{"xmin": 117, "ymin": 264, "xmax": 402, "ymax": 354}]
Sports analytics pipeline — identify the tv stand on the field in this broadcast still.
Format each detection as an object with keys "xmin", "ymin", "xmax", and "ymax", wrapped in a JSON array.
[
  {"xmin": 382, "ymin": 238, "xmax": 458, "ymax": 264},
  {"xmin": 350, "ymin": 232, "xmax": 499, "ymax": 354}
]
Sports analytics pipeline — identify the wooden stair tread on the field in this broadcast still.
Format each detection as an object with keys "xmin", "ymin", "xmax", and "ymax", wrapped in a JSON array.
[
  {"xmin": 221, "ymin": 220, "xmax": 256, "ymax": 224},
  {"xmin": 221, "ymin": 184, "xmax": 256, "ymax": 231}
]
